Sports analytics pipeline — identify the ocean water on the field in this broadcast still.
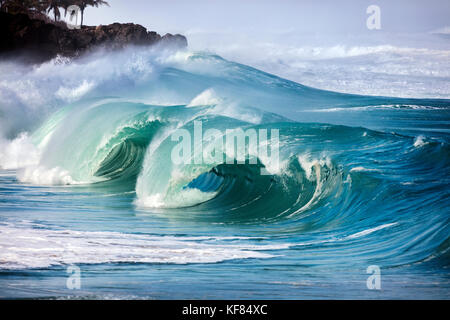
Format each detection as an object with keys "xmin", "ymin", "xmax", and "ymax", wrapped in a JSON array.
[
  {"xmin": 0, "ymin": 47, "xmax": 449, "ymax": 299},
  {"xmin": 187, "ymin": 31, "xmax": 450, "ymax": 99}
]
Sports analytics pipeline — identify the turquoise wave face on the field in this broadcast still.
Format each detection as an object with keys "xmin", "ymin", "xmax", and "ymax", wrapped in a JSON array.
[
  {"xmin": 27, "ymin": 99, "xmax": 450, "ymax": 267},
  {"xmin": 0, "ymin": 50, "xmax": 449, "ymax": 298}
]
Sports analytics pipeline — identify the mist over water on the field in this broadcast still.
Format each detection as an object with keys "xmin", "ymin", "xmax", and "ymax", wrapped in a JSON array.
[{"xmin": 186, "ymin": 31, "xmax": 450, "ymax": 98}]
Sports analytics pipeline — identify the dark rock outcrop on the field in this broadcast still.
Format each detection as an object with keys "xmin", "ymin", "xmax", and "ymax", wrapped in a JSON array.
[{"xmin": 0, "ymin": 12, "xmax": 188, "ymax": 63}]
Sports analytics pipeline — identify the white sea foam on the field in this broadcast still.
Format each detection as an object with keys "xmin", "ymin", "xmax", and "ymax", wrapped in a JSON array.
[
  {"xmin": 413, "ymin": 135, "xmax": 428, "ymax": 148},
  {"xmin": 0, "ymin": 133, "xmax": 40, "ymax": 170},
  {"xmin": 0, "ymin": 130, "xmax": 78, "ymax": 185},
  {"xmin": 55, "ymin": 80, "xmax": 95, "ymax": 102},
  {"xmin": 0, "ymin": 223, "xmax": 287, "ymax": 269},
  {"xmin": 187, "ymin": 88, "xmax": 222, "ymax": 107},
  {"xmin": 350, "ymin": 167, "xmax": 380, "ymax": 173},
  {"xmin": 17, "ymin": 165, "xmax": 75, "ymax": 185},
  {"xmin": 346, "ymin": 223, "xmax": 398, "ymax": 240},
  {"xmin": 135, "ymin": 188, "xmax": 217, "ymax": 208},
  {"xmin": 297, "ymin": 154, "xmax": 331, "ymax": 181},
  {"xmin": 188, "ymin": 31, "xmax": 450, "ymax": 98},
  {"xmin": 287, "ymin": 223, "xmax": 399, "ymax": 248},
  {"xmin": 285, "ymin": 154, "xmax": 332, "ymax": 218},
  {"xmin": 0, "ymin": 47, "xmax": 184, "ymax": 138},
  {"xmin": 304, "ymin": 105, "xmax": 444, "ymax": 113}
]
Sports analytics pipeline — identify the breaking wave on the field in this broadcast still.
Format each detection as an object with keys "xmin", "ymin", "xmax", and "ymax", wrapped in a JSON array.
[{"xmin": 0, "ymin": 48, "xmax": 449, "ymax": 270}]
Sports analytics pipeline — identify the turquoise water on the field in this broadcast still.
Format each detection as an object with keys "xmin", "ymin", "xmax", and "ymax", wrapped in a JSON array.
[{"xmin": 0, "ymin": 50, "xmax": 449, "ymax": 299}]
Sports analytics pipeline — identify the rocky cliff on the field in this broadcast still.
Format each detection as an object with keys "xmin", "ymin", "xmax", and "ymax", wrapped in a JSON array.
[{"xmin": 0, "ymin": 12, "xmax": 188, "ymax": 63}]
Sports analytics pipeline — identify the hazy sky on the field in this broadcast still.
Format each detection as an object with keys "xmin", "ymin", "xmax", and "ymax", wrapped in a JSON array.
[{"xmin": 83, "ymin": 0, "xmax": 450, "ymax": 36}]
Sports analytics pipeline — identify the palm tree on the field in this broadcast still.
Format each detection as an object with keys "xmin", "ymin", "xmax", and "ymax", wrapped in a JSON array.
[
  {"xmin": 1, "ymin": 0, "xmax": 109, "ymax": 26},
  {"xmin": 75, "ymin": 0, "xmax": 109, "ymax": 27},
  {"xmin": 60, "ymin": 0, "xmax": 75, "ymax": 19},
  {"xmin": 45, "ymin": 0, "xmax": 61, "ymax": 21}
]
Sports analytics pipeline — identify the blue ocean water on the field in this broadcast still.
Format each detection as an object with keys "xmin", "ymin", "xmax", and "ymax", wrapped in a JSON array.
[{"xmin": 0, "ymin": 49, "xmax": 449, "ymax": 299}]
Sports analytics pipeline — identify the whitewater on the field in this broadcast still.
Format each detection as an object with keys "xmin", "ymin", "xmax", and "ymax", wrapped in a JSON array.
[{"xmin": 0, "ymin": 45, "xmax": 449, "ymax": 299}]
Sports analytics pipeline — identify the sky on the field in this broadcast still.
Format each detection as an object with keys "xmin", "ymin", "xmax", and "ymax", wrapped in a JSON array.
[{"xmin": 83, "ymin": 0, "xmax": 450, "ymax": 36}]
